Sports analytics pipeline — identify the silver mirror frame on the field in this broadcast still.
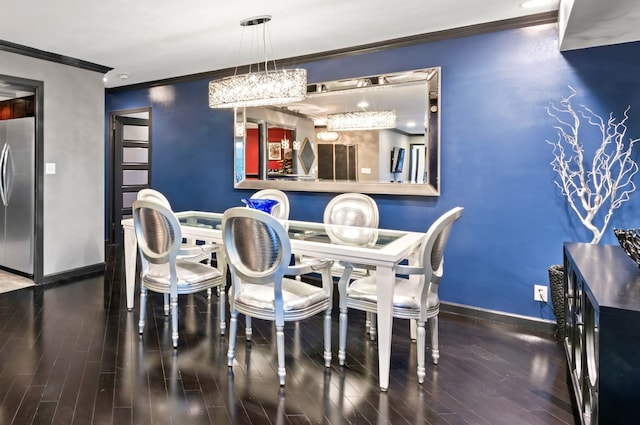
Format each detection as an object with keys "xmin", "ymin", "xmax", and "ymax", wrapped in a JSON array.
[{"xmin": 233, "ymin": 67, "xmax": 440, "ymax": 196}]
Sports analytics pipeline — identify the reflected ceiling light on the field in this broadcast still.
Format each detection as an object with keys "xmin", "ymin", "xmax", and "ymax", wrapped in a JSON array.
[
  {"xmin": 327, "ymin": 110, "xmax": 396, "ymax": 131},
  {"xmin": 208, "ymin": 15, "xmax": 307, "ymax": 109},
  {"xmin": 317, "ymin": 130, "xmax": 340, "ymax": 142},
  {"xmin": 149, "ymin": 86, "xmax": 176, "ymax": 105},
  {"xmin": 520, "ymin": 0, "xmax": 552, "ymax": 8}
]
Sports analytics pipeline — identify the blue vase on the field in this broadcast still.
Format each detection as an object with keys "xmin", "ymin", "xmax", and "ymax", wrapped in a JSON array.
[{"xmin": 241, "ymin": 198, "xmax": 279, "ymax": 214}]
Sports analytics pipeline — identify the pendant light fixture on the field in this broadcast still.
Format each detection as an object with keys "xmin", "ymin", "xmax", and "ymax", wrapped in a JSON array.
[
  {"xmin": 327, "ymin": 110, "xmax": 396, "ymax": 131},
  {"xmin": 316, "ymin": 130, "xmax": 340, "ymax": 142},
  {"xmin": 208, "ymin": 15, "xmax": 307, "ymax": 109}
]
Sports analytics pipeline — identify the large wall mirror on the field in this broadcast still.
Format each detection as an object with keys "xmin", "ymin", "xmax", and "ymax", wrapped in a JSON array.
[{"xmin": 234, "ymin": 67, "xmax": 440, "ymax": 196}]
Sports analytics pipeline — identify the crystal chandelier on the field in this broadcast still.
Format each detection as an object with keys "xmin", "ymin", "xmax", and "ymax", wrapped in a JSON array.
[
  {"xmin": 208, "ymin": 15, "xmax": 307, "ymax": 109},
  {"xmin": 327, "ymin": 110, "xmax": 396, "ymax": 131}
]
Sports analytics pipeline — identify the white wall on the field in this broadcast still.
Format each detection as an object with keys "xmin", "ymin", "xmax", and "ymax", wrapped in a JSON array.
[{"xmin": 0, "ymin": 50, "xmax": 105, "ymax": 277}]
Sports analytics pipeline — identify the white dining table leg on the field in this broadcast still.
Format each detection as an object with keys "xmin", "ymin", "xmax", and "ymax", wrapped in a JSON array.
[
  {"xmin": 124, "ymin": 225, "xmax": 137, "ymax": 311},
  {"xmin": 376, "ymin": 265, "xmax": 394, "ymax": 391}
]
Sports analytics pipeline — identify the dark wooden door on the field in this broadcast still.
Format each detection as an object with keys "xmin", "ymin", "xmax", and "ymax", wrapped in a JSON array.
[
  {"xmin": 110, "ymin": 113, "xmax": 151, "ymax": 245},
  {"xmin": 318, "ymin": 143, "xmax": 357, "ymax": 181}
]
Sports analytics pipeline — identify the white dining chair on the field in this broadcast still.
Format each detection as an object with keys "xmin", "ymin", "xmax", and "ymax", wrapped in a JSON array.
[
  {"xmin": 299, "ymin": 193, "xmax": 379, "ymax": 273},
  {"xmin": 250, "ymin": 189, "xmax": 290, "ymax": 220},
  {"xmin": 137, "ymin": 188, "xmax": 222, "ymax": 313},
  {"xmin": 323, "ymin": 192, "xmax": 380, "ymax": 336},
  {"xmin": 337, "ymin": 206, "xmax": 463, "ymax": 383},
  {"xmin": 137, "ymin": 189, "xmax": 218, "ymax": 264},
  {"xmin": 222, "ymin": 207, "xmax": 334, "ymax": 386},
  {"xmin": 132, "ymin": 199, "xmax": 227, "ymax": 348}
]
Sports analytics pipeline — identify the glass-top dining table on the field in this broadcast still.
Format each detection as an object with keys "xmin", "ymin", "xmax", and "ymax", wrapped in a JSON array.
[{"xmin": 121, "ymin": 210, "xmax": 425, "ymax": 391}]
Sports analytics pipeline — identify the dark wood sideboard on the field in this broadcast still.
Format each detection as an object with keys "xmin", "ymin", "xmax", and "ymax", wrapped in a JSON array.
[{"xmin": 563, "ymin": 243, "xmax": 640, "ymax": 425}]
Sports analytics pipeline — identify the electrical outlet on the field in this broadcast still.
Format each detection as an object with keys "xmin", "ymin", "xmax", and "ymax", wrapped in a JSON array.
[{"xmin": 534, "ymin": 284, "xmax": 548, "ymax": 302}]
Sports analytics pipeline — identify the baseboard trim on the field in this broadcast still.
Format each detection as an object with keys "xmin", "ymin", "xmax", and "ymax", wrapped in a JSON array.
[
  {"xmin": 440, "ymin": 301, "xmax": 556, "ymax": 334},
  {"xmin": 42, "ymin": 262, "xmax": 106, "ymax": 285}
]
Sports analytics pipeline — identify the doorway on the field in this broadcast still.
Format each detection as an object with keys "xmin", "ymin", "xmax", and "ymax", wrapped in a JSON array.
[
  {"xmin": 0, "ymin": 74, "xmax": 44, "ymax": 284},
  {"xmin": 108, "ymin": 108, "xmax": 151, "ymax": 246}
]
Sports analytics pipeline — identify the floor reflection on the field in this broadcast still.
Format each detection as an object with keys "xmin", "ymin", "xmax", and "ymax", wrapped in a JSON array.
[
  {"xmin": 0, "ymin": 268, "xmax": 34, "ymax": 293},
  {"xmin": 0, "ymin": 248, "xmax": 575, "ymax": 425}
]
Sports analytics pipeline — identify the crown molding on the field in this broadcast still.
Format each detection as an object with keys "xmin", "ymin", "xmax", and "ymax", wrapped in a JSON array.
[
  {"xmin": 0, "ymin": 39, "xmax": 112, "ymax": 74},
  {"xmin": 106, "ymin": 10, "xmax": 558, "ymax": 93}
]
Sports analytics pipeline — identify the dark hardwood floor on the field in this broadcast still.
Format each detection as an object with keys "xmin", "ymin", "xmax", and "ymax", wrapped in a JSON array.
[{"xmin": 0, "ymin": 245, "xmax": 577, "ymax": 425}]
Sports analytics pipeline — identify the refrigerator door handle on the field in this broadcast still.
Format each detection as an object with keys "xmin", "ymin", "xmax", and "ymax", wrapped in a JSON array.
[
  {"xmin": 3, "ymin": 144, "xmax": 12, "ymax": 206},
  {"xmin": 0, "ymin": 143, "xmax": 8, "ymax": 207}
]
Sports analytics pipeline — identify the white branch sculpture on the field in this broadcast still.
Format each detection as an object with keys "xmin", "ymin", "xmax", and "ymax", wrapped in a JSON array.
[{"xmin": 546, "ymin": 87, "xmax": 639, "ymax": 244}]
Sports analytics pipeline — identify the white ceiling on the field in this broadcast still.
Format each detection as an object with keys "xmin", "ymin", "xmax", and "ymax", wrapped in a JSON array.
[{"xmin": 0, "ymin": 0, "xmax": 638, "ymax": 89}]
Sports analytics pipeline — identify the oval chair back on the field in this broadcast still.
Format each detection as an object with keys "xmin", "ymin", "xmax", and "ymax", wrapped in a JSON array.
[
  {"xmin": 250, "ymin": 189, "xmax": 290, "ymax": 220},
  {"xmin": 137, "ymin": 188, "xmax": 172, "ymax": 208},
  {"xmin": 133, "ymin": 199, "xmax": 181, "ymax": 267},
  {"xmin": 323, "ymin": 192, "xmax": 378, "ymax": 228},
  {"xmin": 419, "ymin": 206, "xmax": 465, "ymax": 291},
  {"xmin": 222, "ymin": 207, "xmax": 291, "ymax": 287}
]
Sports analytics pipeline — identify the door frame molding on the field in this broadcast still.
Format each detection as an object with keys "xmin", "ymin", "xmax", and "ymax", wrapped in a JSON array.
[{"xmin": 0, "ymin": 73, "xmax": 44, "ymax": 284}]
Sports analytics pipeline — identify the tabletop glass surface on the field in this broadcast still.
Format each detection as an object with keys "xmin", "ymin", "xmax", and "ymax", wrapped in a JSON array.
[{"xmin": 178, "ymin": 212, "xmax": 409, "ymax": 250}]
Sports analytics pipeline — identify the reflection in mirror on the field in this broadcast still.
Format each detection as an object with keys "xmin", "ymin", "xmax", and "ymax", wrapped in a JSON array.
[{"xmin": 233, "ymin": 67, "xmax": 440, "ymax": 196}]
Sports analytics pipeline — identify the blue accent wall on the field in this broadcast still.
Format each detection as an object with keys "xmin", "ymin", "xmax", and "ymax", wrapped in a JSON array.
[{"xmin": 106, "ymin": 23, "xmax": 640, "ymax": 320}]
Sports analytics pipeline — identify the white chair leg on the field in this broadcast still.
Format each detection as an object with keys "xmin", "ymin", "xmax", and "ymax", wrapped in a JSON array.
[
  {"xmin": 139, "ymin": 286, "xmax": 147, "ymax": 334},
  {"xmin": 417, "ymin": 320, "xmax": 426, "ymax": 384},
  {"xmin": 245, "ymin": 316, "xmax": 252, "ymax": 341},
  {"xmin": 207, "ymin": 288, "xmax": 212, "ymax": 300},
  {"xmin": 337, "ymin": 266, "xmax": 351, "ymax": 365},
  {"xmin": 369, "ymin": 313, "xmax": 377, "ymax": 340},
  {"xmin": 163, "ymin": 293, "xmax": 170, "ymax": 316},
  {"xmin": 365, "ymin": 312, "xmax": 372, "ymax": 332},
  {"xmin": 171, "ymin": 294, "xmax": 179, "ymax": 348},
  {"xmin": 430, "ymin": 316, "xmax": 439, "ymax": 365},
  {"xmin": 338, "ymin": 306, "xmax": 348, "ymax": 366},
  {"xmin": 218, "ymin": 286, "xmax": 226, "ymax": 335},
  {"xmin": 324, "ymin": 308, "xmax": 332, "ymax": 367},
  {"xmin": 227, "ymin": 310, "xmax": 238, "ymax": 367},
  {"xmin": 276, "ymin": 324, "xmax": 286, "ymax": 386},
  {"xmin": 410, "ymin": 319, "xmax": 417, "ymax": 341}
]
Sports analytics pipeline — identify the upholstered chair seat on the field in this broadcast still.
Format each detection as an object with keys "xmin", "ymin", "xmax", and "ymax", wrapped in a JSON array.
[
  {"xmin": 346, "ymin": 275, "xmax": 439, "ymax": 312},
  {"xmin": 143, "ymin": 260, "xmax": 223, "ymax": 292}
]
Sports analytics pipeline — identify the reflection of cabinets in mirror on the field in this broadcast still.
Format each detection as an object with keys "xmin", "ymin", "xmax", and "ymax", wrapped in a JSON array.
[
  {"xmin": 0, "ymin": 95, "xmax": 35, "ymax": 121},
  {"xmin": 563, "ymin": 243, "xmax": 640, "ymax": 425},
  {"xmin": 318, "ymin": 144, "xmax": 357, "ymax": 181}
]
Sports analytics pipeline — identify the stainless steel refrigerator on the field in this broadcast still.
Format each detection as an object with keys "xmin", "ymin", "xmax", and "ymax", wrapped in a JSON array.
[{"xmin": 0, "ymin": 117, "xmax": 35, "ymax": 275}]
